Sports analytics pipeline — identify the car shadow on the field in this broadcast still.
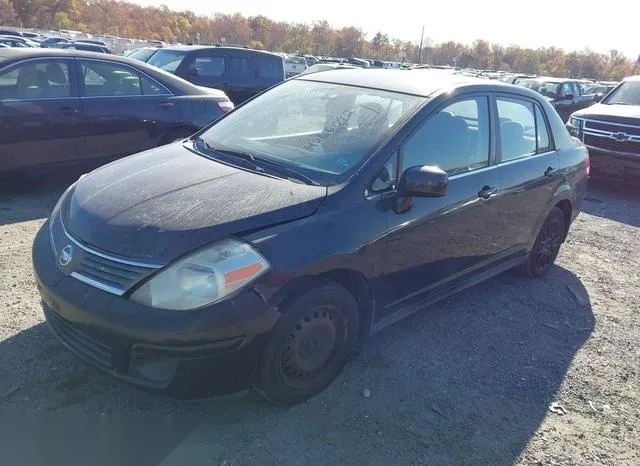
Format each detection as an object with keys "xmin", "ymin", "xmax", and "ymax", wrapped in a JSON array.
[
  {"xmin": 583, "ymin": 179, "xmax": 640, "ymax": 227},
  {"xmin": 0, "ymin": 169, "xmax": 86, "ymax": 226},
  {"xmin": 0, "ymin": 265, "xmax": 593, "ymax": 466}
]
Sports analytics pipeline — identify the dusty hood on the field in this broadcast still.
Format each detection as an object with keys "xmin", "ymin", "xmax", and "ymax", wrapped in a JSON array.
[
  {"xmin": 573, "ymin": 103, "xmax": 640, "ymax": 123},
  {"xmin": 64, "ymin": 142, "xmax": 326, "ymax": 263}
]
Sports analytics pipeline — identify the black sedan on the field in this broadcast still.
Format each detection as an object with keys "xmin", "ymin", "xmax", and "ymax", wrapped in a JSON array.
[
  {"xmin": 33, "ymin": 69, "xmax": 588, "ymax": 405},
  {"xmin": 0, "ymin": 48, "xmax": 234, "ymax": 175}
]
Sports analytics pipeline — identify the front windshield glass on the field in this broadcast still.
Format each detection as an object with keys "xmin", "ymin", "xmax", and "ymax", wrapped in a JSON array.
[
  {"xmin": 146, "ymin": 49, "xmax": 186, "ymax": 73},
  {"xmin": 197, "ymin": 79, "xmax": 424, "ymax": 185},
  {"xmin": 520, "ymin": 80, "xmax": 561, "ymax": 98},
  {"xmin": 603, "ymin": 81, "xmax": 640, "ymax": 105}
]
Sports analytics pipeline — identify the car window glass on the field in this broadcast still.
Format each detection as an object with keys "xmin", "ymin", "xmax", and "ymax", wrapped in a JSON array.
[
  {"xmin": 228, "ymin": 56, "xmax": 252, "ymax": 78},
  {"xmin": 561, "ymin": 83, "xmax": 572, "ymax": 97},
  {"xmin": 402, "ymin": 96, "xmax": 490, "ymax": 176},
  {"xmin": 192, "ymin": 56, "xmax": 226, "ymax": 77},
  {"xmin": 534, "ymin": 104, "xmax": 551, "ymax": 152},
  {"xmin": 146, "ymin": 49, "xmax": 186, "ymax": 73},
  {"xmin": 199, "ymin": 80, "xmax": 423, "ymax": 185},
  {"xmin": 0, "ymin": 60, "xmax": 71, "ymax": 100},
  {"xmin": 369, "ymin": 154, "xmax": 398, "ymax": 193},
  {"xmin": 140, "ymin": 74, "xmax": 170, "ymax": 95},
  {"xmin": 571, "ymin": 82, "xmax": 581, "ymax": 97},
  {"xmin": 497, "ymin": 98, "xmax": 536, "ymax": 160},
  {"xmin": 255, "ymin": 56, "xmax": 283, "ymax": 80},
  {"xmin": 81, "ymin": 61, "xmax": 142, "ymax": 97}
]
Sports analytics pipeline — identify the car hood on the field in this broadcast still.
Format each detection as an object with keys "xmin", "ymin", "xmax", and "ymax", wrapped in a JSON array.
[
  {"xmin": 573, "ymin": 103, "xmax": 640, "ymax": 123},
  {"xmin": 64, "ymin": 142, "xmax": 327, "ymax": 263}
]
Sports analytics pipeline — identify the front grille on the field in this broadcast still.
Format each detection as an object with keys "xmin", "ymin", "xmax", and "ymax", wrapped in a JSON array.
[
  {"xmin": 584, "ymin": 133, "xmax": 640, "ymax": 154},
  {"xmin": 74, "ymin": 252, "xmax": 155, "ymax": 294},
  {"xmin": 585, "ymin": 120, "xmax": 640, "ymax": 137},
  {"xmin": 49, "ymin": 207, "xmax": 162, "ymax": 295},
  {"xmin": 45, "ymin": 306, "xmax": 112, "ymax": 369}
]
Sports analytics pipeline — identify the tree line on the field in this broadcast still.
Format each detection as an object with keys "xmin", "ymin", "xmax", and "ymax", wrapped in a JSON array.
[{"xmin": 2, "ymin": 0, "xmax": 637, "ymax": 80}]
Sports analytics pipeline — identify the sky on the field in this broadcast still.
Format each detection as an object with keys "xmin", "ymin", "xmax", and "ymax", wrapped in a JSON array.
[{"xmin": 130, "ymin": 0, "xmax": 639, "ymax": 59}]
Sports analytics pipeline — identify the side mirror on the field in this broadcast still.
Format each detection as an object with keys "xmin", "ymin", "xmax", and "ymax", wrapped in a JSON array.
[
  {"xmin": 398, "ymin": 165, "xmax": 448, "ymax": 198},
  {"xmin": 189, "ymin": 67, "xmax": 200, "ymax": 77},
  {"xmin": 593, "ymin": 94, "xmax": 603, "ymax": 102},
  {"xmin": 562, "ymin": 93, "xmax": 574, "ymax": 101}
]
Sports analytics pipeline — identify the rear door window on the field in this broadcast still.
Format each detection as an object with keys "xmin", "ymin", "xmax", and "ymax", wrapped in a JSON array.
[
  {"xmin": 0, "ymin": 60, "xmax": 71, "ymax": 99},
  {"xmin": 81, "ymin": 60, "xmax": 146, "ymax": 97},
  {"xmin": 255, "ymin": 55, "xmax": 284, "ymax": 81},
  {"xmin": 190, "ymin": 55, "xmax": 226, "ymax": 77},
  {"xmin": 497, "ymin": 97, "xmax": 552, "ymax": 161}
]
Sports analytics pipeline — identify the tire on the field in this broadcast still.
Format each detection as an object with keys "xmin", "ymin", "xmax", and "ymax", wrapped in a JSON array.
[
  {"xmin": 256, "ymin": 282, "xmax": 360, "ymax": 405},
  {"xmin": 520, "ymin": 207, "xmax": 565, "ymax": 278},
  {"xmin": 157, "ymin": 128, "xmax": 195, "ymax": 146}
]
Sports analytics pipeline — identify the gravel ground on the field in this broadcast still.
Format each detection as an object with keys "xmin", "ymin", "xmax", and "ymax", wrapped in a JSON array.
[{"xmin": 0, "ymin": 174, "xmax": 638, "ymax": 466}]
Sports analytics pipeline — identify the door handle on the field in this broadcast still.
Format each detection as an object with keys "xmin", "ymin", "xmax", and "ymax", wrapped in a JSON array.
[
  {"xmin": 544, "ymin": 166, "xmax": 556, "ymax": 177},
  {"xmin": 478, "ymin": 186, "xmax": 497, "ymax": 199},
  {"xmin": 157, "ymin": 101, "xmax": 174, "ymax": 109},
  {"xmin": 58, "ymin": 106, "xmax": 76, "ymax": 116}
]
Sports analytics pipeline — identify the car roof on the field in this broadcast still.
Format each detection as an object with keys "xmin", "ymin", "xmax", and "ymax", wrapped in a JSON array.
[
  {"xmin": 296, "ymin": 68, "xmax": 543, "ymax": 98},
  {"xmin": 155, "ymin": 45, "xmax": 282, "ymax": 58}
]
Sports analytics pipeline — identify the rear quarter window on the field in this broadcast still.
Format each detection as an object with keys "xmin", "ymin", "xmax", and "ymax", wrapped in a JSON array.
[{"xmin": 255, "ymin": 55, "xmax": 285, "ymax": 81}]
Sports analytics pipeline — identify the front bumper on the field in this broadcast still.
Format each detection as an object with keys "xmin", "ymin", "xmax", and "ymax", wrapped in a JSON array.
[
  {"xmin": 586, "ymin": 145, "xmax": 640, "ymax": 184},
  {"xmin": 32, "ymin": 222, "xmax": 281, "ymax": 398}
]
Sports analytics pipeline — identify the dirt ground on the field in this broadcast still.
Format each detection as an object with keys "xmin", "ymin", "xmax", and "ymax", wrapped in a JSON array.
[{"xmin": 0, "ymin": 174, "xmax": 638, "ymax": 466}]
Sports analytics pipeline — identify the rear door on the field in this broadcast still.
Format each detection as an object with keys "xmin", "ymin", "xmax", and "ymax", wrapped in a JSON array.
[
  {"xmin": 226, "ymin": 53, "xmax": 256, "ymax": 104},
  {"xmin": 493, "ymin": 94, "xmax": 561, "ymax": 257},
  {"xmin": 0, "ymin": 58, "xmax": 82, "ymax": 172},
  {"xmin": 77, "ymin": 58, "xmax": 178, "ymax": 161}
]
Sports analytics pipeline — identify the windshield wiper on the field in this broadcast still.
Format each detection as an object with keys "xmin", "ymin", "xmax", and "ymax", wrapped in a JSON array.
[
  {"xmin": 252, "ymin": 157, "xmax": 320, "ymax": 185},
  {"xmin": 193, "ymin": 137, "xmax": 318, "ymax": 185}
]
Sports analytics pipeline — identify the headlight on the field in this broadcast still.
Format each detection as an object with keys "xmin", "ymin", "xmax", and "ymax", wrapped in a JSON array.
[
  {"xmin": 130, "ymin": 239, "xmax": 270, "ymax": 310},
  {"xmin": 567, "ymin": 116, "xmax": 583, "ymax": 138}
]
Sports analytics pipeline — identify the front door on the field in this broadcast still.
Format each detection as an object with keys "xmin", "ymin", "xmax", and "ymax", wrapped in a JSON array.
[
  {"xmin": 77, "ymin": 59, "xmax": 176, "ymax": 161},
  {"xmin": 377, "ymin": 95, "xmax": 501, "ymax": 321},
  {"xmin": 0, "ymin": 58, "xmax": 82, "ymax": 172},
  {"xmin": 493, "ymin": 95, "xmax": 561, "ymax": 256}
]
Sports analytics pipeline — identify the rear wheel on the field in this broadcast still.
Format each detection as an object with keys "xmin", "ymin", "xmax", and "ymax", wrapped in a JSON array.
[
  {"xmin": 256, "ymin": 282, "xmax": 359, "ymax": 405},
  {"xmin": 521, "ymin": 207, "xmax": 565, "ymax": 278}
]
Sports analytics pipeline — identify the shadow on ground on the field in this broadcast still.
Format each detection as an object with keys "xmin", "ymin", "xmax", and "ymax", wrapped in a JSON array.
[
  {"xmin": 0, "ymin": 266, "xmax": 593, "ymax": 466},
  {"xmin": 0, "ymin": 169, "xmax": 85, "ymax": 226},
  {"xmin": 583, "ymin": 179, "xmax": 640, "ymax": 227}
]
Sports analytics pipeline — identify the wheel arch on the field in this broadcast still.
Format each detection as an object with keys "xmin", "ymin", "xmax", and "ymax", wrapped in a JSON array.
[{"xmin": 267, "ymin": 268, "xmax": 375, "ymax": 341}]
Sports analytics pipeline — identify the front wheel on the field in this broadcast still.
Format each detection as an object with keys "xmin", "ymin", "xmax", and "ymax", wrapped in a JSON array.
[
  {"xmin": 521, "ymin": 207, "xmax": 565, "ymax": 278},
  {"xmin": 255, "ymin": 282, "xmax": 359, "ymax": 405}
]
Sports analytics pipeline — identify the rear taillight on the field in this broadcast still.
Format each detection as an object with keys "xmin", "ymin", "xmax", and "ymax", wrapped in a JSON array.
[
  {"xmin": 217, "ymin": 101, "xmax": 234, "ymax": 113},
  {"xmin": 586, "ymin": 151, "xmax": 591, "ymax": 177}
]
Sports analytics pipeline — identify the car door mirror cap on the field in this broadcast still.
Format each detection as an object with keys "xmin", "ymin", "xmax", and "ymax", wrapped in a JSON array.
[
  {"xmin": 189, "ymin": 67, "xmax": 200, "ymax": 76},
  {"xmin": 398, "ymin": 165, "xmax": 448, "ymax": 198}
]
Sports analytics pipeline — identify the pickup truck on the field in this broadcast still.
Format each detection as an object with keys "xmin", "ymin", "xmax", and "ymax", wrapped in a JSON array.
[
  {"xmin": 518, "ymin": 77, "xmax": 595, "ymax": 122},
  {"xmin": 567, "ymin": 76, "xmax": 640, "ymax": 184}
]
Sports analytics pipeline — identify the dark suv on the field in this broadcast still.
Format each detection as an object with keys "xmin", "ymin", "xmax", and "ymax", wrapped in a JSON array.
[
  {"xmin": 567, "ymin": 76, "xmax": 640, "ymax": 183},
  {"xmin": 33, "ymin": 69, "xmax": 588, "ymax": 405},
  {"xmin": 146, "ymin": 45, "xmax": 285, "ymax": 105},
  {"xmin": 518, "ymin": 77, "xmax": 594, "ymax": 122}
]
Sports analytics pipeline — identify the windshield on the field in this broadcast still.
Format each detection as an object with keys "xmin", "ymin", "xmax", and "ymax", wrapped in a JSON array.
[
  {"xmin": 196, "ymin": 79, "xmax": 424, "ymax": 185},
  {"xmin": 286, "ymin": 56, "xmax": 307, "ymax": 65},
  {"xmin": 128, "ymin": 48, "xmax": 157, "ymax": 62},
  {"xmin": 520, "ymin": 80, "xmax": 561, "ymax": 98},
  {"xmin": 146, "ymin": 49, "xmax": 187, "ymax": 73},
  {"xmin": 602, "ymin": 81, "xmax": 640, "ymax": 105}
]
